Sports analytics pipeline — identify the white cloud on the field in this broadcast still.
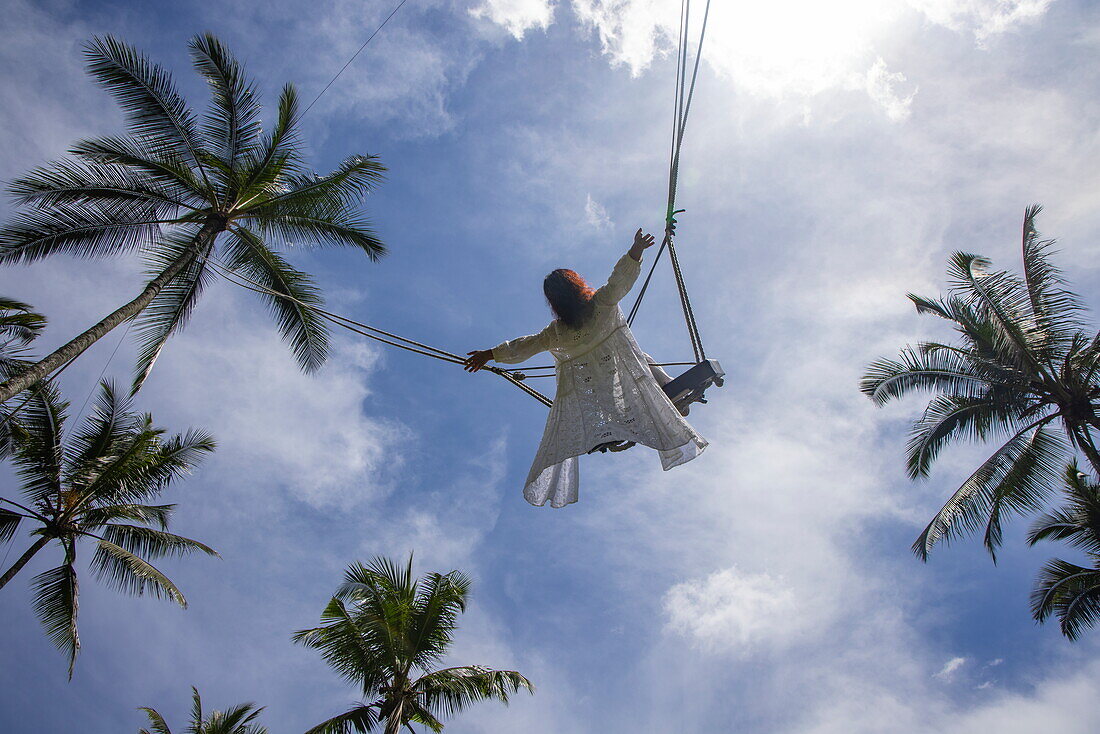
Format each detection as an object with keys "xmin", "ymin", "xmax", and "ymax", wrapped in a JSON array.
[
  {"xmin": 470, "ymin": 0, "xmax": 556, "ymax": 39},
  {"xmin": 585, "ymin": 194, "xmax": 613, "ymax": 229},
  {"xmin": 862, "ymin": 57, "xmax": 917, "ymax": 122},
  {"xmin": 909, "ymin": 0, "xmax": 1055, "ymax": 44},
  {"xmin": 934, "ymin": 656, "xmax": 969, "ymax": 681},
  {"xmin": 142, "ymin": 288, "xmax": 409, "ymax": 511},
  {"xmin": 664, "ymin": 567, "xmax": 805, "ymax": 651}
]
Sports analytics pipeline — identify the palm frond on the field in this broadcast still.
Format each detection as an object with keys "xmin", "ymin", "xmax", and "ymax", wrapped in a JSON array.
[
  {"xmin": 303, "ymin": 703, "xmax": 379, "ymax": 734},
  {"xmin": 1030, "ymin": 557, "xmax": 1100, "ymax": 640},
  {"xmin": 250, "ymin": 155, "xmax": 385, "ymax": 214},
  {"xmin": 88, "ymin": 537, "xmax": 187, "ymax": 605},
  {"xmin": 235, "ymin": 84, "xmax": 302, "ymax": 200},
  {"xmin": 78, "ymin": 424, "xmax": 214, "ymax": 506},
  {"xmin": 0, "ymin": 200, "xmax": 167, "ymax": 265},
  {"xmin": 0, "ymin": 297, "xmax": 47, "ymax": 346},
  {"xmin": 71, "ymin": 135, "xmax": 208, "ymax": 199},
  {"xmin": 188, "ymin": 33, "xmax": 263, "ymax": 177},
  {"xmin": 416, "ymin": 666, "xmax": 534, "ymax": 719},
  {"xmin": 947, "ymin": 250, "xmax": 1053, "ymax": 376},
  {"xmin": 1027, "ymin": 464, "xmax": 1100, "ymax": 555},
  {"xmin": 8, "ymin": 157, "xmax": 191, "ymax": 214},
  {"xmin": 981, "ymin": 426, "xmax": 1070, "ymax": 559},
  {"xmin": 860, "ymin": 345, "xmax": 996, "ymax": 406},
  {"xmin": 131, "ymin": 228, "xmax": 212, "ymax": 393},
  {"xmin": 294, "ymin": 597, "xmax": 391, "ymax": 691},
  {"xmin": 64, "ymin": 379, "xmax": 140, "ymax": 483},
  {"xmin": 0, "ymin": 508, "xmax": 23, "ymax": 545},
  {"xmin": 80, "ymin": 503, "xmax": 174, "ymax": 530},
  {"xmin": 138, "ymin": 706, "xmax": 174, "ymax": 734},
  {"xmin": 242, "ymin": 197, "xmax": 385, "ymax": 260},
  {"xmin": 408, "ymin": 571, "xmax": 470, "ymax": 672},
  {"xmin": 31, "ymin": 551, "xmax": 80, "ymax": 678},
  {"xmin": 11, "ymin": 381, "xmax": 68, "ymax": 506},
  {"xmin": 206, "ymin": 701, "xmax": 268, "ymax": 734},
  {"xmin": 221, "ymin": 227, "xmax": 330, "ymax": 372},
  {"xmin": 82, "ymin": 36, "xmax": 210, "ymax": 185},
  {"xmin": 1020, "ymin": 205, "xmax": 1084, "ymax": 345},
  {"xmin": 905, "ymin": 395, "xmax": 1031, "ymax": 479},
  {"xmin": 97, "ymin": 523, "xmax": 217, "ymax": 559},
  {"xmin": 913, "ymin": 423, "xmax": 1068, "ymax": 560}
]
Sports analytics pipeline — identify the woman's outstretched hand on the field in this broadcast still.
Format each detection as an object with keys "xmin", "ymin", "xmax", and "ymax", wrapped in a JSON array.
[
  {"xmin": 464, "ymin": 349, "xmax": 493, "ymax": 372},
  {"xmin": 629, "ymin": 228, "xmax": 656, "ymax": 261}
]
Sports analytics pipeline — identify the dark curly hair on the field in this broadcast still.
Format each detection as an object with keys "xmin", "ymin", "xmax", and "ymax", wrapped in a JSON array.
[{"xmin": 544, "ymin": 269, "xmax": 596, "ymax": 328}]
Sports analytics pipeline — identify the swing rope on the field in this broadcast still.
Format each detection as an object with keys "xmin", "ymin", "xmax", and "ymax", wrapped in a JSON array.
[
  {"xmin": 204, "ymin": 256, "xmax": 555, "ymax": 406},
  {"xmin": 626, "ymin": 0, "xmax": 712, "ymax": 364}
]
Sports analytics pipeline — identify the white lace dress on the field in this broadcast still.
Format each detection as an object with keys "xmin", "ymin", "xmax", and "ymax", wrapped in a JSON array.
[{"xmin": 492, "ymin": 253, "xmax": 708, "ymax": 507}]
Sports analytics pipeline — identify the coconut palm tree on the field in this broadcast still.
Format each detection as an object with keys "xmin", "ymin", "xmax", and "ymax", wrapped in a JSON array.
[
  {"xmin": 861, "ymin": 206, "xmax": 1100, "ymax": 560},
  {"xmin": 139, "ymin": 687, "xmax": 267, "ymax": 734},
  {"xmin": 0, "ymin": 297, "xmax": 47, "ymax": 456},
  {"xmin": 1028, "ymin": 462, "xmax": 1100, "ymax": 640},
  {"xmin": 294, "ymin": 556, "xmax": 533, "ymax": 734},
  {"xmin": 0, "ymin": 379, "xmax": 217, "ymax": 677},
  {"xmin": 0, "ymin": 32, "xmax": 386, "ymax": 403}
]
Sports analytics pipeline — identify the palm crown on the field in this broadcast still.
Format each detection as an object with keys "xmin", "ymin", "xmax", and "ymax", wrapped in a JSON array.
[
  {"xmin": 861, "ymin": 206, "xmax": 1100, "ymax": 560},
  {"xmin": 294, "ymin": 556, "xmax": 534, "ymax": 734},
  {"xmin": 0, "ymin": 33, "xmax": 385, "ymax": 401},
  {"xmin": 0, "ymin": 379, "xmax": 217, "ymax": 677},
  {"xmin": 1028, "ymin": 463, "xmax": 1100, "ymax": 640},
  {"xmin": 139, "ymin": 687, "xmax": 267, "ymax": 734}
]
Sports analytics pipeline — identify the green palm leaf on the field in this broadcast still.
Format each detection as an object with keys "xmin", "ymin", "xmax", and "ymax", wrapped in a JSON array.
[
  {"xmin": 32, "ymin": 550, "xmax": 80, "ymax": 679},
  {"xmin": 131, "ymin": 229, "xmax": 212, "ymax": 393},
  {"xmin": 82, "ymin": 36, "xmax": 210, "ymax": 185},
  {"xmin": 302, "ymin": 704, "xmax": 380, "ymax": 734},
  {"xmin": 0, "ymin": 201, "xmax": 168, "ymax": 264},
  {"xmin": 416, "ymin": 666, "xmax": 534, "ymax": 718},
  {"xmin": 913, "ymin": 422, "xmax": 1067, "ymax": 560},
  {"xmin": 0, "ymin": 508, "xmax": 22, "ymax": 544},
  {"xmin": 12, "ymin": 381, "xmax": 67, "ymax": 506},
  {"xmin": 88, "ymin": 537, "xmax": 187, "ymax": 604},
  {"xmin": 188, "ymin": 33, "xmax": 263, "ymax": 178},
  {"xmin": 1030, "ymin": 558, "xmax": 1100, "ymax": 641},
  {"xmin": 221, "ymin": 226, "xmax": 330, "ymax": 372}
]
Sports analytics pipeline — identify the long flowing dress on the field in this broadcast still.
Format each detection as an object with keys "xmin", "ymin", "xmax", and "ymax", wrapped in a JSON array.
[{"xmin": 492, "ymin": 252, "xmax": 708, "ymax": 507}]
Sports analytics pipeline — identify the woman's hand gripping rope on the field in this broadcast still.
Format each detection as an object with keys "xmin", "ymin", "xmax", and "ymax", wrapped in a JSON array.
[{"xmin": 464, "ymin": 349, "xmax": 493, "ymax": 372}]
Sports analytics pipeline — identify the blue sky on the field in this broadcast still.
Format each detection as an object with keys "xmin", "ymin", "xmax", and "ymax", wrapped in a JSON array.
[{"xmin": 3, "ymin": 0, "xmax": 1100, "ymax": 731}]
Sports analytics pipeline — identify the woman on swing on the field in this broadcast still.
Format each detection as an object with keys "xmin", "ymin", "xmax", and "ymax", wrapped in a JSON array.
[{"xmin": 464, "ymin": 226, "xmax": 708, "ymax": 508}]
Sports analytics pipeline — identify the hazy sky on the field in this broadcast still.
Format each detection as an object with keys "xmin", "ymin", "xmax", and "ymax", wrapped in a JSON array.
[{"xmin": 3, "ymin": 0, "xmax": 1100, "ymax": 732}]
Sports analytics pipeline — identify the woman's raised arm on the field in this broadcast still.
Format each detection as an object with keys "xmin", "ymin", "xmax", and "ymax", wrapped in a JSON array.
[{"xmin": 595, "ymin": 228, "xmax": 656, "ymax": 305}]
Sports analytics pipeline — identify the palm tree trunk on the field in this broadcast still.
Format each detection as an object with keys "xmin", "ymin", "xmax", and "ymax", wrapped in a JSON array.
[
  {"xmin": 384, "ymin": 701, "xmax": 404, "ymax": 734},
  {"xmin": 0, "ymin": 218, "xmax": 224, "ymax": 403},
  {"xmin": 0, "ymin": 535, "xmax": 49, "ymax": 589}
]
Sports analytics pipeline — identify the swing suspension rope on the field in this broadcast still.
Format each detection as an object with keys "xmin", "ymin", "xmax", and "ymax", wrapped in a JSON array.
[{"xmin": 626, "ymin": 0, "xmax": 711, "ymax": 364}]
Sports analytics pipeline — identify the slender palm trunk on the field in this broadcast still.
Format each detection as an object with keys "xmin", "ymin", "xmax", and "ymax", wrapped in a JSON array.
[
  {"xmin": 0, "ymin": 535, "xmax": 49, "ymax": 589},
  {"xmin": 384, "ymin": 699, "xmax": 404, "ymax": 734},
  {"xmin": 0, "ymin": 219, "xmax": 224, "ymax": 403}
]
